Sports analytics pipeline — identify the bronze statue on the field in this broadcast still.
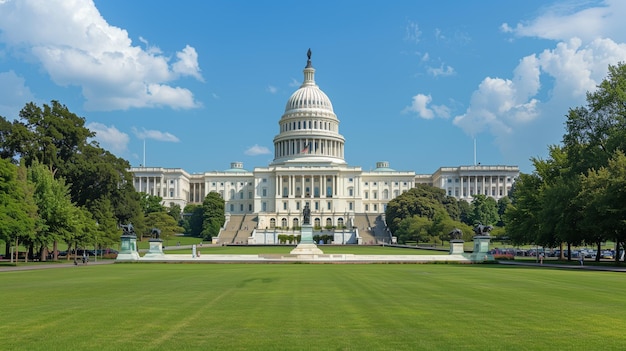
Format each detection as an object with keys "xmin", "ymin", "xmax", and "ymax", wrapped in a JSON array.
[
  {"xmin": 303, "ymin": 203, "xmax": 311, "ymax": 225},
  {"xmin": 121, "ymin": 222, "xmax": 135, "ymax": 235},
  {"xmin": 473, "ymin": 222, "xmax": 493, "ymax": 235},
  {"xmin": 449, "ymin": 228, "xmax": 463, "ymax": 240},
  {"xmin": 151, "ymin": 228, "xmax": 161, "ymax": 239},
  {"xmin": 307, "ymin": 48, "xmax": 311, "ymax": 60}
]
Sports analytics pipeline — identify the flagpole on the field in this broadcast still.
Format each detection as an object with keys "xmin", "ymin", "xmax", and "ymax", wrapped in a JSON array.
[
  {"xmin": 143, "ymin": 139, "xmax": 146, "ymax": 167},
  {"xmin": 473, "ymin": 138, "xmax": 476, "ymax": 166}
]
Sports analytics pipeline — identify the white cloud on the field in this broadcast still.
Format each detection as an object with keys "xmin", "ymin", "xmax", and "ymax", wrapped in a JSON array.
[
  {"xmin": 132, "ymin": 127, "xmax": 180, "ymax": 142},
  {"xmin": 0, "ymin": 70, "xmax": 35, "ymax": 119},
  {"xmin": 87, "ymin": 122, "xmax": 130, "ymax": 153},
  {"xmin": 172, "ymin": 45, "xmax": 203, "ymax": 81},
  {"xmin": 267, "ymin": 85, "xmax": 278, "ymax": 94},
  {"xmin": 245, "ymin": 144, "xmax": 270, "ymax": 156},
  {"xmin": 405, "ymin": 20, "xmax": 422, "ymax": 44},
  {"xmin": 427, "ymin": 63, "xmax": 455, "ymax": 77},
  {"xmin": 403, "ymin": 93, "xmax": 450, "ymax": 119},
  {"xmin": 506, "ymin": 0, "xmax": 626, "ymax": 43},
  {"xmin": 289, "ymin": 78, "xmax": 300, "ymax": 87},
  {"xmin": 0, "ymin": 0, "xmax": 203, "ymax": 111}
]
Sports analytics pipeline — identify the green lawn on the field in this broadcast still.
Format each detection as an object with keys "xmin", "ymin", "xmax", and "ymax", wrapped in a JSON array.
[{"xmin": 1, "ymin": 264, "xmax": 624, "ymax": 350}]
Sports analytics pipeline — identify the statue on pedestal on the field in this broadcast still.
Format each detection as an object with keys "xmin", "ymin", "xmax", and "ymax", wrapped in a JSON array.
[
  {"xmin": 150, "ymin": 228, "xmax": 161, "ymax": 239},
  {"xmin": 303, "ymin": 203, "xmax": 311, "ymax": 225},
  {"xmin": 449, "ymin": 228, "xmax": 463, "ymax": 240},
  {"xmin": 473, "ymin": 222, "xmax": 493, "ymax": 236},
  {"xmin": 121, "ymin": 222, "xmax": 135, "ymax": 235}
]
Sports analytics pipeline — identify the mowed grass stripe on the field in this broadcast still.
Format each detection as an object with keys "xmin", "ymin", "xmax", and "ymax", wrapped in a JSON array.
[{"xmin": 1, "ymin": 264, "xmax": 625, "ymax": 350}]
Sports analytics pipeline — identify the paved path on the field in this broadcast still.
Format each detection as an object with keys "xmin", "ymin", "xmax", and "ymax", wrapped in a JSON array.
[{"xmin": 0, "ymin": 259, "xmax": 115, "ymax": 272}]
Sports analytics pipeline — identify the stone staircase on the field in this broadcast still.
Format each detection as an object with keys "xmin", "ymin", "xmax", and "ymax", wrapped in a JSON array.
[{"xmin": 354, "ymin": 214, "xmax": 376, "ymax": 244}]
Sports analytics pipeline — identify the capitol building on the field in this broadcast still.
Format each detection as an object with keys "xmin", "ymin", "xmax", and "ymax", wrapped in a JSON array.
[{"xmin": 130, "ymin": 51, "xmax": 519, "ymax": 244}]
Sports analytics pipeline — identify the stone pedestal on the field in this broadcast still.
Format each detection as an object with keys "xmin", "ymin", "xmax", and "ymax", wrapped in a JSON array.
[
  {"xmin": 469, "ymin": 235, "xmax": 493, "ymax": 262},
  {"xmin": 144, "ymin": 239, "xmax": 165, "ymax": 258},
  {"xmin": 449, "ymin": 240, "xmax": 465, "ymax": 255},
  {"xmin": 116, "ymin": 234, "xmax": 140, "ymax": 261},
  {"xmin": 290, "ymin": 224, "xmax": 324, "ymax": 255}
]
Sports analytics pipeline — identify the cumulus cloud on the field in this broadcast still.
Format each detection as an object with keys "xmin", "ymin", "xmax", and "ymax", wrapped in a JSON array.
[
  {"xmin": 132, "ymin": 127, "xmax": 180, "ymax": 142},
  {"xmin": 245, "ymin": 144, "xmax": 270, "ymax": 156},
  {"xmin": 87, "ymin": 122, "xmax": 130, "ymax": 153},
  {"xmin": 0, "ymin": 0, "xmax": 203, "ymax": 111},
  {"xmin": 403, "ymin": 94, "xmax": 450, "ymax": 119},
  {"xmin": 0, "ymin": 71, "xmax": 35, "ymax": 119}
]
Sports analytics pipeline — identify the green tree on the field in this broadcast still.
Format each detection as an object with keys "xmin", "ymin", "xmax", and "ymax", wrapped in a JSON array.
[
  {"xmin": 182, "ymin": 204, "xmax": 204, "ymax": 236},
  {"xmin": 140, "ymin": 193, "xmax": 165, "ymax": 215},
  {"xmin": 468, "ymin": 194, "xmax": 499, "ymax": 227},
  {"xmin": 167, "ymin": 202, "xmax": 182, "ymax": 223},
  {"xmin": 0, "ymin": 158, "xmax": 37, "ymax": 261},
  {"xmin": 200, "ymin": 192, "xmax": 225, "ymax": 240},
  {"xmin": 578, "ymin": 151, "xmax": 626, "ymax": 263},
  {"xmin": 28, "ymin": 162, "xmax": 77, "ymax": 261},
  {"xmin": 385, "ymin": 184, "xmax": 459, "ymax": 235},
  {"xmin": 145, "ymin": 211, "xmax": 185, "ymax": 244}
]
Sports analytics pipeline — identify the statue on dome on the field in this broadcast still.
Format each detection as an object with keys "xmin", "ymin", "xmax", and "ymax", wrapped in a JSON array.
[{"xmin": 307, "ymin": 48, "xmax": 312, "ymax": 60}]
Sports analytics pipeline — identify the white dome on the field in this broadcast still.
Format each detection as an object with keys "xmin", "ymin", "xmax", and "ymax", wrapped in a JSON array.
[{"xmin": 285, "ymin": 85, "xmax": 333, "ymax": 112}]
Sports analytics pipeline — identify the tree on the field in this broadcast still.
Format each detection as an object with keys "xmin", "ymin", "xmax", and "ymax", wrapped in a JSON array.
[
  {"xmin": 182, "ymin": 204, "xmax": 203, "ymax": 236},
  {"xmin": 0, "ymin": 158, "xmax": 36, "ymax": 261},
  {"xmin": 145, "ymin": 211, "xmax": 184, "ymax": 244},
  {"xmin": 167, "ymin": 202, "xmax": 182, "ymax": 223},
  {"xmin": 200, "ymin": 192, "xmax": 225, "ymax": 240},
  {"xmin": 468, "ymin": 194, "xmax": 499, "ymax": 227},
  {"xmin": 578, "ymin": 151, "xmax": 626, "ymax": 263},
  {"xmin": 28, "ymin": 162, "xmax": 77, "ymax": 261},
  {"xmin": 140, "ymin": 193, "xmax": 165, "ymax": 215},
  {"xmin": 385, "ymin": 184, "xmax": 459, "ymax": 235},
  {"xmin": 0, "ymin": 101, "xmax": 144, "ymax": 231}
]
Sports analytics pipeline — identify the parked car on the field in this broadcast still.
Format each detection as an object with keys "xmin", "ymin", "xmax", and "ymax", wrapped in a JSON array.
[{"xmin": 602, "ymin": 251, "xmax": 614, "ymax": 259}]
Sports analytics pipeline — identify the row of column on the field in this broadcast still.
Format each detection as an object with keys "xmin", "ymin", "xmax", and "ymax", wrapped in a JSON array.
[
  {"xmin": 276, "ymin": 174, "xmax": 338, "ymax": 198},
  {"xmin": 457, "ymin": 175, "xmax": 509, "ymax": 198},
  {"xmin": 275, "ymin": 138, "xmax": 343, "ymax": 158}
]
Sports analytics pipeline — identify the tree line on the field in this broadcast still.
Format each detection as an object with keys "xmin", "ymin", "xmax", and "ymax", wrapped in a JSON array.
[
  {"xmin": 387, "ymin": 62, "xmax": 626, "ymax": 264},
  {"xmin": 0, "ymin": 101, "xmax": 224, "ymax": 262}
]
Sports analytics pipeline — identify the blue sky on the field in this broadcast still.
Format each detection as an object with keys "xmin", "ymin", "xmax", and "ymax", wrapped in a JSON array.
[{"xmin": 2, "ymin": 0, "xmax": 626, "ymax": 174}]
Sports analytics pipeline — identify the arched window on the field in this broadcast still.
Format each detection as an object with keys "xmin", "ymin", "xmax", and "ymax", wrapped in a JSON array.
[
  {"xmin": 314, "ymin": 218, "xmax": 321, "ymax": 228},
  {"xmin": 337, "ymin": 218, "xmax": 344, "ymax": 228},
  {"xmin": 281, "ymin": 218, "xmax": 288, "ymax": 228},
  {"xmin": 293, "ymin": 218, "xmax": 299, "ymax": 228},
  {"xmin": 270, "ymin": 218, "xmax": 276, "ymax": 229},
  {"xmin": 326, "ymin": 218, "xmax": 332, "ymax": 227}
]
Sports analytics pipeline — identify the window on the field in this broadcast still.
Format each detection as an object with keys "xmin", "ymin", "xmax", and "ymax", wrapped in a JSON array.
[
  {"xmin": 262, "ymin": 178, "xmax": 267, "ymax": 183},
  {"xmin": 348, "ymin": 188, "xmax": 354, "ymax": 196},
  {"xmin": 364, "ymin": 191, "xmax": 369, "ymax": 199},
  {"xmin": 262, "ymin": 202, "xmax": 267, "ymax": 211},
  {"xmin": 248, "ymin": 204, "xmax": 252, "ymax": 211},
  {"xmin": 373, "ymin": 204, "xmax": 377, "ymax": 211},
  {"xmin": 349, "ymin": 178, "xmax": 353, "ymax": 182},
  {"xmin": 229, "ymin": 204, "xmax": 234, "ymax": 212},
  {"xmin": 281, "ymin": 218, "xmax": 288, "ymax": 227},
  {"xmin": 364, "ymin": 182, "xmax": 368, "ymax": 186},
  {"xmin": 327, "ymin": 201, "xmax": 331, "ymax": 210},
  {"xmin": 448, "ymin": 179, "xmax": 452, "ymax": 183},
  {"xmin": 315, "ymin": 201, "xmax": 319, "ymax": 210},
  {"xmin": 283, "ymin": 202, "xmax": 287, "ymax": 210},
  {"xmin": 262, "ymin": 188, "xmax": 267, "ymax": 197},
  {"xmin": 240, "ymin": 204, "xmax": 244, "ymax": 211},
  {"xmin": 270, "ymin": 218, "xmax": 276, "ymax": 228},
  {"xmin": 365, "ymin": 204, "xmax": 369, "ymax": 211},
  {"xmin": 296, "ymin": 202, "xmax": 301, "ymax": 210},
  {"xmin": 349, "ymin": 202, "xmax": 353, "ymax": 210},
  {"xmin": 373, "ymin": 191, "xmax": 377, "ymax": 199}
]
